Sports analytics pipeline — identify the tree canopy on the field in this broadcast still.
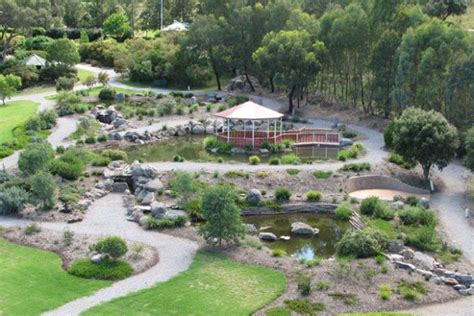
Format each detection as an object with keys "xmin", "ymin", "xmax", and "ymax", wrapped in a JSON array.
[{"xmin": 0, "ymin": 74, "xmax": 21, "ymax": 105}]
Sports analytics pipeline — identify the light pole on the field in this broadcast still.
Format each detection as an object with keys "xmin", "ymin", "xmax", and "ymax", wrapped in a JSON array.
[{"xmin": 160, "ymin": 0, "xmax": 164, "ymax": 30}]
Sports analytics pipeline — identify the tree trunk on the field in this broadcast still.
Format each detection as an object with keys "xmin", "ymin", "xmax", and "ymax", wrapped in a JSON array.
[
  {"xmin": 422, "ymin": 164, "xmax": 431, "ymax": 185},
  {"xmin": 269, "ymin": 76, "xmax": 274, "ymax": 93},
  {"xmin": 244, "ymin": 68, "xmax": 255, "ymax": 92},
  {"xmin": 211, "ymin": 61, "xmax": 222, "ymax": 91},
  {"xmin": 288, "ymin": 85, "xmax": 296, "ymax": 114}
]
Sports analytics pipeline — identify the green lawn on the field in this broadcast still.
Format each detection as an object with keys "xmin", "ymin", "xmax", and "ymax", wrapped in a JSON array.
[
  {"xmin": 0, "ymin": 100, "xmax": 39, "ymax": 143},
  {"xmin": 17, "ymin": 85, "xmax": 56, "ymax": 97},
  {"xmin": 84, "ymin": 252, "xmax": 286, "ymax": 316},
  {"xmin": 0, "ymin": 238, "xmax": 111, "ymax": 316},
  {"xmin": 78, "ymin": 69, "xmax": 96, "ymax": 82}
]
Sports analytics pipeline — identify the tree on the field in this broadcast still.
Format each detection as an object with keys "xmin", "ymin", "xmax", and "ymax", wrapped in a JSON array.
[
  {"xmin": 84, "ymin": 75, "xmax": 97, "ymax": 88},
  {"xmin": 253, "ymin": 30, "xmax": 326, "ymax": 113},
  {"xmin": 94, "ymin": 236, "xmax": 128, "ymax": 260},
  {"xmin": 0, "ymin": 74, "xmax": 21, "ymax": 104},
  {"xmin": 464, "ymin": 127, "xmax": 474, "ymax": 171},
  {"xmin": 103, "ymin": 13, "xmax": 131, "ymax": 40},
  {"xmin": 18, "ymin": 142, "xmax": 55, "ymax": 176},
  {"xmin": 98, "ymin": 72, "xmax": 110, "ymax": 85},
  {"xmin": 392, "ymin": 108, "xmax": 459, "ymax": 183},
  {"xmin": 184, "ymin": 15, "xmax": 229, "ymax": 91},
  {"xmin": 170, "ymin": 172, "xmax": 199, "ymax": 208},
  {"xmin": 425, "ymin": 0, "xmax": 467, "ymax": 20},
  {"xmin": 0, "ymin": 186, "xmax": 30, "ymax": 215},
  {"xmin": 198, "ymin": 185, "xmax": 245, "ymax": 246},
  {"xmin": 30, "ymin": 171, "xmax": 56, "ymax": 210},
  {"xmin": 47, "ymin": 39, "xmax": 81, "ymax": 66}
]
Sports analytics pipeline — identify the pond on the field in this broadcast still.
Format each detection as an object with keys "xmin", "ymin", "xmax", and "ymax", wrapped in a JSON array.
[
  {"xmin": 125, "ymin": 137, "xmax": 340, "ymax": 163},
  {"xmin": 244, "ymin": 213, "xmax": 349, "ymax": 260}
]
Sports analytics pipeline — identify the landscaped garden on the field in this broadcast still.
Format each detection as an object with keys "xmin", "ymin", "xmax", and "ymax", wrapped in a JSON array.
[{"xmin": 0, "ymin": 100, "xmax": 38, "ymax": 143}]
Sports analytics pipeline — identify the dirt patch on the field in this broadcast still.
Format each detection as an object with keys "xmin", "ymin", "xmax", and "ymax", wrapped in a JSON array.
[{"xmin": 1, "ymin": 226, "xmax": 159, "ymax": 274}]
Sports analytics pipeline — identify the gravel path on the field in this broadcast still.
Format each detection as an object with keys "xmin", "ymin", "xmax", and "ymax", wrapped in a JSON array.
[{"xmin": 0, "ymin": 194, "xmax": 198, "ymax": 316}]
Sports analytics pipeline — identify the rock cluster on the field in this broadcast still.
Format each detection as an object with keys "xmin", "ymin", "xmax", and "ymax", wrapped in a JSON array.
[
  {"xmin": 226, "ymin": 75, "xmax": 261, "ymax": 93},
  {"xmin": 291, "ymin": 222, "xmax": 320, "ymax": 235},
  {"xmin": 92, "ymin": 105, "xmax": 127, "ymax": 128}
]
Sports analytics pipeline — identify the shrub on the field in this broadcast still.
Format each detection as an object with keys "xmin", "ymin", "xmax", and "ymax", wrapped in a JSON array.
[
  {"xmin": 336, "ymin": 228, "xmax": 388, "ymax": 258},
  {"xmin": 341, "ymin": 162, "xmax": 371, "ymax": 172},
  {"xmin": 315, "ymin": 280, "xmax": 330, "ymax": 291},
  {"xmin": 84, "ymin": 136, "xmax": 96, "ymax": 144},
  {"xmin": 94, "ymin": 236, "xmax": 128, "ymax": 260},
  {"xmin": 24, "ymin": 223, "xmax": 41, "ymax": 235},
  {"xmin": 335, "ymin": 203, "xmax": 352, "ymax": 220},
  {"xmin": 342, "ymin": 130, "xmax": 357, "ymax": 138},
  {"xmin": 306, "ymin": 191, "xmax": 322, "ymax": 202},
  {"xmin": 397, "ymin": 279, "xmax": 426, "ymax": 301},
  {"xmin": 406, "ymin": 195, "xmax": 419, "ymax": 206},
  {"xmin": 297, "ymin": 275, "xmax": 311, "ymax": 296},
  {"xmin": 313, "ymin": 170, "xmax": 332, "ymax": 179},
  {"xmin": 284, "ymin": 299, "xmax": 325, "ymax": 314},
  {"xmin": 265, "ymin": 307, "xmax": 290, "ymax": 316},
  {"xmin": 69, "ymin": 258, "xmax": 133, "ymax": 280},
  {"xmin": 92, "ymin": 155, "xmax": 111, "ymax": 167},
  {"xmin": 18, "ymin": 142, "xmax": 55, "ymax": 176},
  {"xmin": 375, "ymin": 254, "xmax": 386, "ymax": 265},
  {"xmin": 389, "ymin": 152, "xmax": 415, "ymax": 169},
  {"xmin": 275, "ymin": 187, "xmax": 291, "ymax": 201},
  {"xmin": 0, "ymin": 186, "xmax": 30, "ymax": 214},
  {"xmin": 281, "ymin": 154, "xmax": 300, "ymax": 165},
  {"xmin": 378, "ymin": 284, "xmax": 392, "ymax": 300},
  {"xmin": 30, "ymin": 171, "xmax": 57, "ymax": 210},
  {"xmin": 269, "ymin": 158, "xmax": 281, "ymax": 165},
  {"xmin": 249, "ymin": 155, "xmax": 261, "ymax": 165},
  {"xmin": 271, "ymin": 249, "xmax": 287, "ymax": 257},
  {"xmin": 405, "ymin": 227, "xmax": 440, "ymax": 251},
  {"xmin": 49, "ymin": 159, "xmax": 82, "ymax": 180},
  {"xmin": 56, "ymin": 92, "xmax": 81, "ymax": 116},
  {"xmin": 360, "ymin": 196, "xmax": 384, "ymax": 217},
  {"xmin": 97, "ymin": 134, "xmax": 108, "ymax": 142},
  {"xmin": 173, "ymin": 154, "xmax": 184, "ymax": 162},
  {"xmin": 384, "ymin": 121, "xmax": 396, "ymax": 148},
  {"xmin": 56, "ymin": 76, "xmax": 75, "ymax": 91},
  {"xmin": 286, "ymin": 168, "xmax": 300, "ymax": 175},
  {"xmin": 399, "ymin": 207, "xmax": 437, "ymax": 226},
  {"xmin": 338, "ymin": 150, "xmax": 350, "ymax": 161},
  {"xmin": 146, "ymin": 216, "xmax": 187, "ymax": 230},
  {"xmin": 101, "ymin": 149, "xmax": 128, "ymax": 161},
  {"xmin": 98, "ymin": 86, "xmax": 116, "ymax": 100}
]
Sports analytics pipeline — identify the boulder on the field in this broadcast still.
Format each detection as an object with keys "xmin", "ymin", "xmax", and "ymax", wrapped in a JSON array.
[
  {"xmin": 108, "ymin": 132, "xmax": 123, "ymax": 141},
  {"xmin": 454, "ymin": 274, "xmax": 473, "ymax": 286},
  {"xmin": 339, "ymin": 138, "xmax": 354, "ymax": 147},
  {"xmin": 291, "ymin": 222, "xmax": 319, "ymax": 235},
  {"xmin": 90, "ymin": 254, "xmax": 103, "ymax": 264},
  {"xmin": 258, "ymin": 232, "xmax": 277, "ymax": 242},
  {"xmin": 141, "ymin": 192, "xmax": 155, "ymax": 205},
  {"xmin": 459, "ymin": 288, "xmax": 472, "ymax": 296},
  {"xmin": 454, "ymin": 284, "xmax": 467, "ymax": 291},
  {"xmin": 391, "ymin": 201, "xmax": 405, "ymax": 210},
  {"xmin": 205, "ymin": 126, "xmax": 215, "ymax": 134},
  {"xmin": 400, "ymin": 248, "xmax": 415, "ymax": 260},
  {"xmin": 112, "ymin": 117, "xmax": 127, "ymax": 129},
  {"xmin": 164, "ymin": 210, "xmax": 187, "ymax": 220},
  {"xmin": 387, "ymin": 240, "xmax": 405, "ymax": 254},
  {"xmin": 131, "ymin": 163, "xmax": 158, "ymax": 180},
  {"xmin": 96, "ymin": 106, "xmax": 119, "ymax": 124},
  {"xmin": 151, "ymin": 202, "xmax": 167, "ymax": 218},
  {"xmin": 394, "ymin": 261, "xmax": 416, "ymax": 272},
  {"xmin": 112, "ymin": 182, "xmax": 129, "ymax": 193},
  {"xmin": 246, "ymin": 189, "xmax": 262, "ymax": 205},
  {"xmin": 444, "ymin": 278, "xmax": 459, "ymax": 286},
  {"xmin": 412, "ymin": 251, "xmax": 436, "ymax": 270},
  {"xmin": 245, "ymin": 224, "xmax": 257, "ymax": 234},
  {"xmin": 419, "ymin": 197, "xmax": 430, "ymax": 209},
  {"xmin": 393, "ymin": 195, "xmax": 405, "ymax": 202},
  {"xmin": 138, "ymin": 216, "xmax": 148, "ymax": 227},
  {"xmin": 143, "ymin": 178, "xmax": 164, "ymax": 192},
  {"xmin": 124, "ymin": 131, "xmax": 141, "ymax": 142},
  {"xmin": 191, "ymin": 124, "xmax": 205, "ymax": 135}
]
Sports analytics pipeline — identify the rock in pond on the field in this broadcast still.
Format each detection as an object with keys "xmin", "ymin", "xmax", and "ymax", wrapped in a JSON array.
[
  {"xmin": 258, "ymin": 232, "xmax": 277, "ymax": 242},
  {"xmin": 291, "ymin": 222, "xmax": 319, "ymax": 235},
  {"xmin": 247, "ymin": 189, "xmax": 262, "ymax": 205}
]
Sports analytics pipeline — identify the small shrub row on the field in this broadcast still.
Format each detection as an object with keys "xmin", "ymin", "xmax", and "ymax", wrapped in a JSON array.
[
  {"xmin": 146, "ymin": 216, "xmax": 187, "ymax": 230},
  {"xmin": 341, "ymin": 162, "xmax": 371, "ymax": 172}
]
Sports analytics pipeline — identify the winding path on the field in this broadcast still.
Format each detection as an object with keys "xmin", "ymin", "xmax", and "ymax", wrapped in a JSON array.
[{"xmin": 0, "ymin": 64, "xmax": 472, "ymax": 316}]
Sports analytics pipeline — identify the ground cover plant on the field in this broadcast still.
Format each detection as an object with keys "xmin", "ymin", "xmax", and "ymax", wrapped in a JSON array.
[
  {"xmin": 0, "ymin": 238, "xmax": 110, "ymax": 315},
  {"xmin": 83, "ymin": 252, "xmax": 285, "ymax": 316}
]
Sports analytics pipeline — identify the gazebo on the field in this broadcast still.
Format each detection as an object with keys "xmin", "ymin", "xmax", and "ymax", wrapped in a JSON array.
[
  {"xmin": 23, "ymin": 54, "xmax": 47, "ymax": 70},
  {"xmin": 214, "ymin": 101, "xmax": 284, "ymax": 148},
  {"xmin": 214, "ymin": 101, "xmax": 341, "ymax": 148}
]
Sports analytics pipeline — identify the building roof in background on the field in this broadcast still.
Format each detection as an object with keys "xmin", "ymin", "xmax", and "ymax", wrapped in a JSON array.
[{"xmin": 23, "ymin": 54, "xmax": 47, "ymax": 67}]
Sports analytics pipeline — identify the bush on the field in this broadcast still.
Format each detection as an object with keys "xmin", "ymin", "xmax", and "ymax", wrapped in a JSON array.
[
  {"xmin": 406, "ymin": 196, "xmax": 419, "ymax": 206},
  {"xmin": 297, "ymin": 275, "xmax": 311, "ymax": 296},
  {"xmin": 397, "ymin": 279, "xmax": 426, "ymax": 301},
  {"xmin": 49, "ymin": 159, "xmax": 83, "ymax": 180},
  {"xmin": 98, "ymin": 86, "xmax": 116, "ymax": 100},
  {"xmin": 92, "ymin": 155, "xmax": 111, "ymax": 167},
  {"xmin": 249, "ymin": 155, "xmax": 261, "ymax": 165},
  {"xmin": 275, "ymin": 187, "xmax": 291, "ymax": 201},
  {"xmin": 384, "ymin": 121, "xmax": 396, "ymax": 148},
  {"xmin": 27, "ymin": 110, "xmax": 58, "ymax": 132},
  {"xmin": 313, "ymin": 170, "xmax": 332, "ymax": 179},
  {"xmin": 342, "ymin": 130, "xmax": 357, "ymax": 138},
  {"xmin": 378, "ymin": 284, "xmax": 392, "ymax": 300},
  {"xmin": 315, "ymin": 280, "xmax": 330, "ymax": 291},
  {"xmin": 388, "ymin": 152, "xmax": 415, "ymax": 169},
  {"xmin": 56, "ymin": 92, "xmax": 81, "ymax": 116},
  {"xmin": 336, "ymin": 228, "xmax": 388, "ymax": 258},
  {"xmin": 286, "ymin": 168, "xmax": 300, "ymax": 175},
  {"xmin": 68, "ymin": 258, "xmax": 133, "ymax": 280},
  {"xmin": 94, "ymin": 236, "xmax": 128, "ymax": 260},
  {"xmin": 269, "ymin": 158, "xmax": 281, "ymax": 165},
  {"xmin": 84, "ymin": 136, "xmax": 96, "ymax": 144},
  {"xmin": 306, "ymin": 191, "xmax": 322, "ymax": 202},
  {"xmin": 97, "ymin": 134, "xmax": 108, "ymax": 142},
  {"xmin": 146, "ymin": 216, "xmax": 187, "ymax": 230},
  {"xmin": 405, "ymin": 227, "xmax": 440, "ymax": 251},
  {"xmin": 360, "ymin": 196, "xmax": 384, "ymax": 217},
  {"xmin": 0, "ymin": 186, "xmax": 30, "ymax": 215},
  {"xmin": 284, "ymin": 299, "xmax": 325, "ymax": 315},
  {"xmin": 56, "ymin": 76, "xmax": 75, "ymax": 91},
  {"xmin": 101, "ymin": 149, "xmax": 128, "ymax": 161},
  {"xmin": 18, "ymin": 142, "xmax": 55, "ymax": 176},
  {"xmin": 271, "ymin": 249, "xmax": 287, "ymax": 257},
  {"xmin": 280, "ymin": 154, "xmax": 300, "ymax": 165},
  {"xmin": 335, "ymin": 203, "xmax": 352, "ymax": 220},
  {"xmin": 341, "ymin": 162, "xmax": 371, "ymax": 172},
  {"xmin": 40, "ymin": 64, "xmax": 76, "ymax": 83},
  {"xmin": 399, "ymin": 207, "xmax": 437, "ymax": 226}
]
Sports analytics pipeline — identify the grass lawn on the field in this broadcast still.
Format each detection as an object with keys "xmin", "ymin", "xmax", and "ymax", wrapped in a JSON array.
[
  {"xmin": 16, "ymin": 85, "xmax": 56, "ymax": 97},
  {"xmin": 0, "ymin": 238, "xmax": 111, "ymax": 316},
  {"xmin": 0, "ymin": 100, "xmax": 39, "ymax": 143},
  {"xmin": 84, "ymin": 251, "xmax": 286, "ymax": 316},
  {"xmin": 78, "ymin": 68, "xmax": 96, "ymax": 82}
]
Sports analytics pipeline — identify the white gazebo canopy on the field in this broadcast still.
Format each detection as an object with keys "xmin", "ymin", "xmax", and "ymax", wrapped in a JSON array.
[
  {"xmin": 162, "ymin": 20, "xmax": 190, "ymax": 32},
  {"xmin": 214, "ymin": 101, "xmax": 284, "ymax": 120}
]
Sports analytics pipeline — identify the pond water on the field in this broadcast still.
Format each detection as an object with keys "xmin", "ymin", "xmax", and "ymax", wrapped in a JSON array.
[
  {"xmin": 125, "ymin": 137, "xmax": 340, "ymax": 163},
  {"xmin": 244, "ymin": 213, "xmax": 349, "ymax": 260}
]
